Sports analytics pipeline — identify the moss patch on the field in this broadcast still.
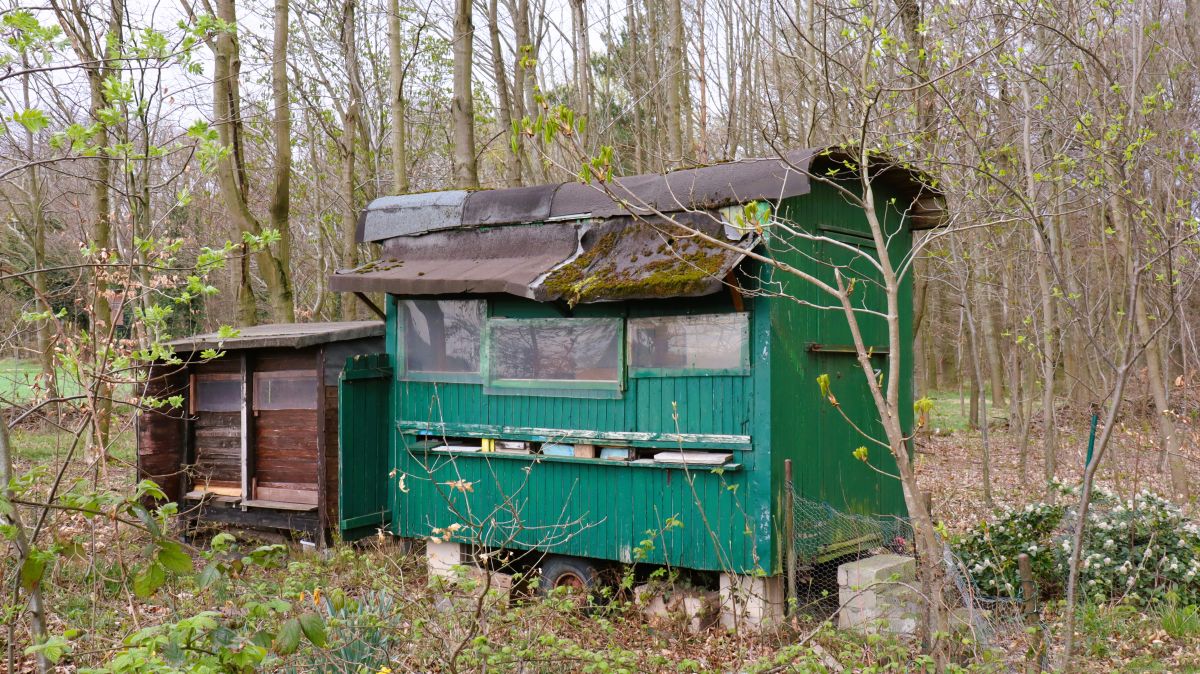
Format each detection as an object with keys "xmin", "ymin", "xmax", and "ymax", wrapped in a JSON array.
[{"xmin": 542, "ymin": 223, "xmax": 734, "ymax": 306}]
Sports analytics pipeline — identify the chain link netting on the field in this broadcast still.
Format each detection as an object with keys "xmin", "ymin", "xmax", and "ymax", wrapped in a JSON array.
[{"xmin": 786, "ymin": 487, "xmax": 1048, "ymax": 663}]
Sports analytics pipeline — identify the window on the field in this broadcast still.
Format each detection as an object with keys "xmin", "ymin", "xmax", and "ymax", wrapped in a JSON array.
[
  {"xmin": 628, "ymin": 313, "xmax": 749, "ymax": 375},
  {"xmin": 402, "ymin": 299, "xmax": 484, "ymax": 379},
  {"xmin": 254, "ymin": 370, "xmax": 318, "ymax": 410},
  {"xmin": 194, "ymin": 373, "xmax": 241, "ymax": 412},
  {"xmin": 488, "ymin": 318, "xmax": 622, "ymax": 391}
]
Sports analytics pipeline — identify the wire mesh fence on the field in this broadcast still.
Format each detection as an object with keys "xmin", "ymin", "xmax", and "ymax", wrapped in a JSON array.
[{"xmin": 786, "ymin": 486, "xmax": 1047, "ymax": 663}]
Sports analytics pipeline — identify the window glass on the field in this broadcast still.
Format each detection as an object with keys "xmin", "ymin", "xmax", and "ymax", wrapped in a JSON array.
[
  {"xmin": 254, "ymin": 370, "xmax": 318, "ymax": 410},
  {"xmin": 194, "ymin": 376, "xmax": 241, "ymax": 412},
  {"xmin": 403, "ymin": 299, "xmax": 484, "ymax": 374},
  {"xmin": 629, "ymin": 313, "xmax": 748, "ymax": 373},
  {"xmin": 490, "ymin": 319, "xmax": 620, "ymax": 383}
]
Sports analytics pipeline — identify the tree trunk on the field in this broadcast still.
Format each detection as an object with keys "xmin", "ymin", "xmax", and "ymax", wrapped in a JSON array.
[
  {"xmin": 488, "ymin": 0, "xmax": 521, "ymax": 186},
  {"xmin": 269, "ymin": 0, "xmax": 295, "ymax": 322},
  {"xmin": 0, "ymin": 419, "xmax": 51, "ymax": 674},
  {"xmin": 452, "ymin": 0, "xmax": 479, "ymax": 188},
  {"xmin": 20, "ymin": 60, "xmax": 57, "ymax": 397},
  {"xmin": 340, "ymin": 0, "xmax": 363, "ymax": 319},
  {"xmin": 1021, "ymin": 82, "xmax": 1058, "ymax": 494},
  {"xmin": 388, "ymin": 0, "xmax": 410, "ymax": 193},
  {"xmin": 213, "ymin": 0, "xmax": 259, "ymax": 325},
  {"xmin": 569, "ymin": 0, "xmax": 591, "ymax": 146},
  {"xmin": 211, "ymin": 0, "xmax": 294, "ymax": 324}
]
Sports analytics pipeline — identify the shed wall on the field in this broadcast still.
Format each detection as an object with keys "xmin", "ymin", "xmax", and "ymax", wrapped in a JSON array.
[
  {"xmin": 137, "ymin": 366, "xmax": 188, "ymax": 501},
  {"xmin": 765, "ymin": 182, "xmax": 913, "ymax": 564},
  {"xmin": 387, "ymin": 294, "xmax": 771, "ymax": 573}
]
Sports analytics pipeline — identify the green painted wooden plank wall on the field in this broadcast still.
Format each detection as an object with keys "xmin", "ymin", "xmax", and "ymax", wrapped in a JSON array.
[{"xmin": 369, "ymin": 178, "xmax": 919, "ymax": 575}]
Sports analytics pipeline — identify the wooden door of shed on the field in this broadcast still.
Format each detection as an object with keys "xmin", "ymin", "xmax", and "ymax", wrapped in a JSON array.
[{"xmin": 251, "ymin": 352, "xmax": 322, "ymax": 506}]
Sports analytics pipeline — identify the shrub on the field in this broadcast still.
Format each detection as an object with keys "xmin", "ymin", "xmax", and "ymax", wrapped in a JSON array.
[
  {"xmin": 952, "ymin": 486, "xmax": 1200, "ymax": 606},
  {"xmin": 952, "ymin": 501, "xmax": 1065, "ymax": 599}
]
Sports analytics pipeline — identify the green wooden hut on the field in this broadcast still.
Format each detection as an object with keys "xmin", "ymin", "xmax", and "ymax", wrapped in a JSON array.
[{"xmin": 331, "ymin": 148, "xmax": 944, "ymax": 621}]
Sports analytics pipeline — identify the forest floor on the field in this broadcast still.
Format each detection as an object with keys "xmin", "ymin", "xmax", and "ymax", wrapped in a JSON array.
[{"xmin": 4, "ymin": 398, "xmax": 1200, "ymax": 672}]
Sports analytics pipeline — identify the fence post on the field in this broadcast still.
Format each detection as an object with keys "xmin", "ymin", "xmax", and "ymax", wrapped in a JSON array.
[
  {"xmin": 784, "ymin": 459, "xmax": 795, "ymax": 616},
  {"xmin": 1017, "ymin": 553, "xmax": 1043, "ymax": 673}
]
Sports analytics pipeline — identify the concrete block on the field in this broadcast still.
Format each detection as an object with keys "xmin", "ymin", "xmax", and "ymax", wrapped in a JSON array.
[
  {"xmin": 634, "ymin": 583, "xmax": 669, "ymax": 617},
  {"xmin": 719, "ymin": 573, "xmax": 785, "ymax": 631},
  {"xmin": 634, "ymin": 584, "xmax": 719, "ymax": 633},
  {"xmin": 680, "ymin": 594, "xmax": 719, "ymax": 633},
  {"xmin": 426, "ymin": 540, "xmax": 463, "ymax": 578},
  {"xmin": 837, "ymin": 554, "xmax": 915, "ymax": 588},
  {"xmin": 836, "ymin": 554, "xmax": 919, "ymax": 636}
]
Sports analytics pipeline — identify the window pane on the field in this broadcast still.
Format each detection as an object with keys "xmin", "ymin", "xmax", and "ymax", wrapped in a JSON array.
[
  {"xmin": 403, "ymin": 299, "xmax": 483, "ymax": 374},
  {"xmin": 195, "ymin": 379, "xmax": 241, "ymax": 412},
  {"xmin": 490, "ymin": 319, "xmax": 620, "ymax": 382},
  {"xmin": 255, "ymin": 371, "xmax": 318, "ymax": 410},
  {"xmin": 629, "ymin": 313, "xmax": 747, "ymax": 371}
]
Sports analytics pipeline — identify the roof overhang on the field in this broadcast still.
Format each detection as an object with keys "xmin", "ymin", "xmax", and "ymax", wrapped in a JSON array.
[
  {"xmin": 331, "ymin": 212, "xmax": 757, "ymax": 304},
  {"xmin": 168, "ymin": 321, "xmax": 385, "ymax": 352},
  {"xmin": 335, "ymin": 146, "xmax": 945, "ymax": 303}
]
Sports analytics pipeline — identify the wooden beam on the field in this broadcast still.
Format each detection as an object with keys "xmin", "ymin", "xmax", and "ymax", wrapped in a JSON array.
[
  {"xmin": 354, "ymin": 292, "xmax": 386, "ymax": 320},
  {"xmin": 239, "ymin": 352, "xmax": 254, "ymax": 506},
  {"xmin": 315, "ymin": 346, "xmax": 329, "ymax": 547}
]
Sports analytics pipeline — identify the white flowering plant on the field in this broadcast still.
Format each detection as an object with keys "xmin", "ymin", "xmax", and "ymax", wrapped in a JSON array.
[
  {"xmin": 953, "ymin": 485, "xmax": 1200, "ymax": 606},
  {"xmin": 952, "ymin": 502, "xmax": 1066, "ymax": 600},
  {"xmin": 1063, "ymin": 487, "xmax": 1200, "ymax": 605}
]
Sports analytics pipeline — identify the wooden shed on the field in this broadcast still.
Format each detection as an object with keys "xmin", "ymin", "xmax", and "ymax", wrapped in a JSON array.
[
  {"xmin": 329, "ymin": 148, "xmax": 945, "ymax": 622},
  {"xmin": 137, "ymin": 322, "xmax": 384, "ymax": 540}
]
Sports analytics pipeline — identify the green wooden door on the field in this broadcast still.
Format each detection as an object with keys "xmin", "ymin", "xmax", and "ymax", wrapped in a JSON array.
[{"xmin": 338, "ymin": 353, "xmax": 393, "ymax": 540}]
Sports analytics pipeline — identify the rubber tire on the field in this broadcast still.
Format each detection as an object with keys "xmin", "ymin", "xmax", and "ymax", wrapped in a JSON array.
[{"xmin": 537, "ymin": 556, "xmax": 600, "ymax": 598}]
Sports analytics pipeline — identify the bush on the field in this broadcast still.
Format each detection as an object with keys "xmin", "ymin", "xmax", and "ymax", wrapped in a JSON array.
[
  {"xmin": 952, "ymin": 486, "xmax": 1200, "ymax": 605},
  {"xmin": 952, "ymin": 501, "xmax": 1065, "ymax": 599}
]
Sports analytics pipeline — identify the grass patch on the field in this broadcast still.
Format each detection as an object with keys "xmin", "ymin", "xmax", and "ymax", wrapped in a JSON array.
[
  {"xmin": 1160, "ymin": 602, "xmax": 1200, "ymax": 639},
  {"xmin": 9, "ymin": 426, "xmax": 135, "ymax": 465},
  {"xmin": 923, "ymin": 389, "xmax": 973, "ymax": 432},
  {"xmin": 0, "ymin": 358, "xmax": 85, "ymax": 404}
]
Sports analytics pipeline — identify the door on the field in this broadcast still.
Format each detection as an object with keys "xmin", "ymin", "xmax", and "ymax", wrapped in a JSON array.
[{"xmin": 338, "ymin": 353, "xmax": 393, "ymax": 540}]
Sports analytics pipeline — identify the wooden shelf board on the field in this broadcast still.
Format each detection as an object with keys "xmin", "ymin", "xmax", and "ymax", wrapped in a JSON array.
[{"xmin": 241, "ymin": 499, "xmax": 318, "ymax": 512}]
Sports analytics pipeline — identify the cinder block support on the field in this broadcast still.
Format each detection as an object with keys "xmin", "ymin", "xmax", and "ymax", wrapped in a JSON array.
[
  {"xmin": 719, "ymin": 573, "xmax": 785, "ymax": 631},
  {"xmin": 837, "ymin": 554, "xmax": 920, "ymax": 635},
  {"xmin": 426, "ymin": 540, "xmax": 463, "ymax": 579}
]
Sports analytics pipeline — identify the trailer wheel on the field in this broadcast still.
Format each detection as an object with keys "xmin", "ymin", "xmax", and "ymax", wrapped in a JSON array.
[{"xmin": 538, "ymin": 556, "xmax": 600, "ymax": 599}]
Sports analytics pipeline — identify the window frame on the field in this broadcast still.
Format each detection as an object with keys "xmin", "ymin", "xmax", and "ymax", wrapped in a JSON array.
[
  {"xmin": 627, "ymin": 312, "xmax": 751, "ymax": 378},
  {"xmin": 192, "ymin": 371, "xmax": 242, "ymax": 413},
  {"xmin": 252, "ymin": 369, "xmax": 320, "ymax": 411},
  {"xmin": 397, "ymin": 298, "xmax": 486, "ymax": 384},
  {"xmin": 484, "ymin": 316, "xmax": 625, "ymax": 398}
]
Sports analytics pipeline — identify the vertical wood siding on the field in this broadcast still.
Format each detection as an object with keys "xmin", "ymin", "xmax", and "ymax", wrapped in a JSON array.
[
  {"xmin": 136, "ymin": 366, "xmax": 189, "ymax": 501},
  {"xmin": 253, "ymin": 409, "xmax": 320, "ymax": 492},
  {"xmin": 192, "ymin": 411, "xmax": 241, "ymax": 489}
]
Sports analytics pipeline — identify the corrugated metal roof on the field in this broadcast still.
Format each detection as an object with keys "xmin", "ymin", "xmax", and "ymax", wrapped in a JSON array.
[
  {"xmin": 332, "ymin": 212, "xmax": 755, "ymax": 304},
  {"xmin": 357, "ymin": 150, "xmax": 821, "ymax": 243},
  {"xmin": 337, "ymin": 147, "xmax": 944, "ymax": 301},
  {"xmin": 358, "ymin": 190, "xmax": 468, "ymax": 242},
  {"xmin": 356, "ymin": 147, "xmax": 943, "ymax": 243},
  {"xmin": 330, "ymin": 224, "xmax": 579, "ymax": 298},
  {"xmin": 169, "ymin": 321, "xmax": 385, "ymax": 351}
]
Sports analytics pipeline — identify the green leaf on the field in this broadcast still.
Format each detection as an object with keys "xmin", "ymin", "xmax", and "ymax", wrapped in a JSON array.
[
  {"xmin": 157, "ymin": 542, "xmax": 193, "ymax": 574},
  {"xmin": 133, "ymin": 561, "xmax": 166, "ymax": 598},
  {"xmin": 816, "ymin": 373, "xmax": 831, "ymax": 399},
  {"xmin": 274, "ymin": 618, "xmax": 302, "ymax": 655},
  {"xmin": 20, "ymin": 549, "xmax": 50, "ymax": 591},
  {"xmin": 24, "ymin": 636, "xmax": 71, "ymax": 664},
  {"xmin": 298, "ymin": 612, "xmax": 327, "ymax": 647},
  {"xmin": 197, "ymin": 562, "xmax": 221, "ymax": 589},
  {"xmin": 852, "ymin": 446, "xmax": 869, "ymax": 462},
  {"xmin": 12, "ymin": 108, "xmax": 49, "ymax": 134}
]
